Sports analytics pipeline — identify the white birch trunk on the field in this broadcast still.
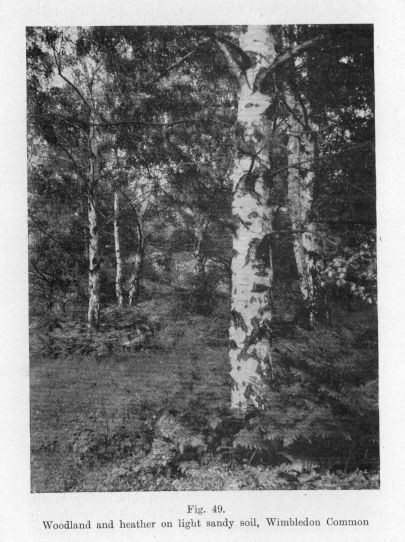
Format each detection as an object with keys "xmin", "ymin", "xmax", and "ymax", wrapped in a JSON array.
[
  {"xmin": 87, "ymin": 119, "xmax": 101, "ymax": 333},
  {"xmin": 285, "ymin": 87, "xmax": 321, "ymax": 327},
  {"xmin": 228, "ymin": 26, "xmax": 276, "ymax": 411},
  {"xmin": 194, "ymin": 218, "xmax": 207, "ymax": 285},
  {"xmin": 128, "ymin": 214, "xmax": 144, "ymax": 307},
  {"xmin": 113, "ymin": 190, "xmax": 124, "ymax": 307},
  {"xmin": 81, "ymin": 194, "xmax": 89, "ymax": 261}
]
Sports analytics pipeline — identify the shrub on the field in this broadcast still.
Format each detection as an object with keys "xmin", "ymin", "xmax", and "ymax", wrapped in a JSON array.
[{"xmin": 232, "ymin": 314, "xmax": 379, "ymax": 470}]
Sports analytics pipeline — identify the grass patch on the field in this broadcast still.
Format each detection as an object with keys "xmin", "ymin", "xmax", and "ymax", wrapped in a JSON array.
[
  {"xmin": 30, "ymin": 301, "xmax": 378, "ymax": 492},
  {"xmin": 30, "ymin": 313, "xmax": 230, "ymax": 492}
]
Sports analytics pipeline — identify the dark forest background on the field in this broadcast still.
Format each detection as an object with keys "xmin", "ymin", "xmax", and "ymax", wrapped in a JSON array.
[{"xmin": 28, "ymin": 25, "xmax": 378, "ymax": 491}]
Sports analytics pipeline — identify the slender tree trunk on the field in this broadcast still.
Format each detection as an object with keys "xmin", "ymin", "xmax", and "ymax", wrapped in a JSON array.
[
  {"xmin": 194, "ymin": 218, "xmax": 206, "ymax": 285},
  {"xmin": 228, "ymin": 26, "xmax": 276, "ymax": 411},
  {"xmin": 285, "ymin": 86, "xmax": 322, "ymax": 328},
  {"xmin": 87, "ymin": 119, "xmax": 101, "ymax": 333},
  {"xmin": 128, "ymin": 213, "xmax": 144, "ymax": 306},
  {"xmin": 81, "ymin": 194, "xmax": 89, "ymax": 261},
  {"xmin": 113, "ymin": 189, "xmax": 124, "ymax": 307}
]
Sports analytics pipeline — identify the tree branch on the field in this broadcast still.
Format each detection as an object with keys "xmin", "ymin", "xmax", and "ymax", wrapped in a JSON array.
[
  {"xmin": 29, "ymin": 212, "xmax": 86, "ymax": 267},
  {"xmin": 90, "ymin": 117, "xmax": 222, "ymax": 128},
  {"xmin": 31, "ymin": 112, "xmax": 87, "ymax": 131},
  {"xmin": 57, "ymin": 144, "xmax": 89, "ymax": 186},
  {"xmin": 269, "ymin": 142, "xmax": 373, "ymax": 180},
  {"xmin": 270, "ymin": 34, "xmax": 327, "ymax": 74},
  {"xmin": 215, "ymin": 40, "xmax": 242, "ymax": 80},
  {"xmin": 51, "ymin": 43, "xmax": 92, "ymax": 111},
  {"xmin": 30, "ymin": 260, "xmax": 54, "ymax": 285},
  {"xmin": 160, "ymin": 37, "xmax": 211, "ymax": 76}
]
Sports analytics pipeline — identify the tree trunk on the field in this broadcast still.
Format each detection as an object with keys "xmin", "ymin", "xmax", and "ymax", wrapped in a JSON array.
[
  {"xmin": 113, "ymin": 189, "xmax": 124, "ymax": 307},
  {"xmin": 194, "ymin": 218, "xmax": 206, "ymax": 285},
  {"xmin": 285, "ymin": 86, "xmax": 322, "ymax": 328},
  {"xmin": 128, "ymin": 213, "xmax": 144, "ymax": 306},
  {"xmin": 81, "ymin": 193, "xmax": 89, "ymax": 261},
  {"xmin": 87, "ymin": 119, "xmax": 101, "ymax": 333},
  {"xmin": 228, "ymin": 26, "xmax": 276, "ymax": 411}
]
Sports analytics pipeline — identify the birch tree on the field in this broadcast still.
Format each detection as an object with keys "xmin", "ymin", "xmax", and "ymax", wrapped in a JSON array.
[
  {"xmin": 217, "ymin": 26, "xmax": 277, "ymax": 410},
  {"xmin": 128, "ymin": 202, "xmax": 145, "ymax": 306},
  {"xmin": 113, "ymin": 188, "xmax": 124, "ymax": 306},
  {"xmin": 127, "ymin": 174, "xmax": 154, "ymax": 306},
  {"xmin": 31, "ymin": 28, "xmax": 115, "ymax": 332},
  {"xmin": 86, "ymin": 111, "xmax": 102, "ymax": 330},
  {"xmin": 284, "ymin": 83, "xmax": 321, "ymax": 328},
  {"xmin": 107, "ymin": 157, "xmax": 153, "ymax": 308}
]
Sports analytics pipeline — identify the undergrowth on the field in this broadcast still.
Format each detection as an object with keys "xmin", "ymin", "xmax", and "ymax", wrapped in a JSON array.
[{"xmin": 30, "ymin": 296, "xmax": 379, "ymax": 492}]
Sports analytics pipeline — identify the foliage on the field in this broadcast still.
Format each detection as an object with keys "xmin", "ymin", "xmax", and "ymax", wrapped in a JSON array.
[
  {"xmin": 231, "ymin": 311, "xmax": 378, "ymax": 470},
  {"xmin": 28, "ymin": 25, "xmax": 378, "ymax": 491},
  {"xmin": 31, "ymin": 298, "xmax": 378, "ymax": 492},
  {"xmin": 173, "ymin": 462, "xmax": 379, "ymax": 491},
  {"xmin": 322, "ymin": 235, "xmax": 377, "ymax": 305}
]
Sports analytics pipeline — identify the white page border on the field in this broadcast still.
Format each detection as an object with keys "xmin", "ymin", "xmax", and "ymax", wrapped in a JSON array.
[{"xmin": 1, "ymin": 1, "xmax": 404, "ymax": 541}]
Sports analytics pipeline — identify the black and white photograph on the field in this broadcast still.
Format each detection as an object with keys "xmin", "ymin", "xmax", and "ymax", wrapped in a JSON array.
[{"xmin": 27, "ymin": 24, "xmax": 378, "ymax": 492}]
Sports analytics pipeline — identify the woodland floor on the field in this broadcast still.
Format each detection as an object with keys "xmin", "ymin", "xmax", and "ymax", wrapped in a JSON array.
[
  {"xmin": 30, "ymin": 304, "xmax": 231, "ymax": 492},
  {"xmin": 30, "ymin": 299, "xmax": 379, "ymax": 492}
]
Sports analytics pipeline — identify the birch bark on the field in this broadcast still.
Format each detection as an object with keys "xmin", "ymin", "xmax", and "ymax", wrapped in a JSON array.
[
  {"xmin": 113, "ymin": 189, "xmax": 124, "ymax": 307},
  {"xmin": 228, "ymin": 26, "xmax": 276, "ymax": 410},
  {"xmin": 194, "ymin": 217, "xmax": 207, "ymax": 285},
  {"xmin": 128, "ymin": 212, "xmax": 144, "ymax": 307},
  {"xmin": 284, "ymin": 86, "xmax": 321, "ymax": 327},
  {"xmin": 87, "ymin": 117, "xmax": 101, "ymax": 333}
]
